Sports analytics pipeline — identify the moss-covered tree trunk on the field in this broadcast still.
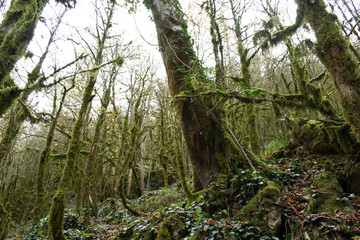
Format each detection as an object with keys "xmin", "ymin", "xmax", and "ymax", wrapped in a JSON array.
[
  {"xmin": 0, "ymin": 202, "xmax": 10, "ymax": 240},
  {"xmin": 112, "ymin": 110, "xmax": 129, "ymax": 194},
  {"xmin": 295, "ymin": 0, "xmax": 360, "ymax": 142},
  {"xmin": 33, "ymin": 83, "xmax": 72, "ymax": 224},
  {"xmin": 81, "ymin": 77, "xmax": 113, "ymax": 222},
  {"xmin": 117, "ymin": 92, "xmax": 144, "ymax": 215},
  {"xmin": 144, "ymin": 0, "xmax": 260, "ymax": 190},
  {"xmin": 230, "ymin": 0, "xmax": 261, "ymax": 156},
  {"xmin": 48, "ymin": 3, "xmax": 116, "ymax": 238},
  {"xmin": 205, "ymin": 0, "xmax": 225, "ymax": 86},
  {"xmin": 0, "ymin": 14, "xmax": 61, "ymax": 166},
  {"xmin": 0, "ymin": 0, "xmax": 49, "ymax": 114},
  {"xmin": 157, "ymin": 94, "xmax": 169, "ymax": 188}
]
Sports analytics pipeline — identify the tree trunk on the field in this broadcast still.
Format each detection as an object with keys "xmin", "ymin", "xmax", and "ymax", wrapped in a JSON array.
[
  {"xmin": 82, "ymin": 80, "xmax": 112, "ymax": 223},
  {"xmin": 230, "ymin": 0, "xmax": 261, "ymax": 156},
  {"xmin": 33, "ymin": 84, "xmax": 71, "ymax": 224},
  {"xmin": 295, "ymin": 0, "xmax": 360, "ymax": 142},
  {"xmin": 0, "ymin": 0, "xmax": 48, "ymax": 114}
]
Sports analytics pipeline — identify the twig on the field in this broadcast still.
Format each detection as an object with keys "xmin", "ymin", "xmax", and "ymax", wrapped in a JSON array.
[{"xmin": 227, "ymin": 127, "xmax": 256, "ymax": 171}]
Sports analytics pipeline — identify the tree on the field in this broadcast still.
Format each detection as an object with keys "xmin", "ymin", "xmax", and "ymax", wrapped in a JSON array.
[
  {"xmin": 203, "ymin": 0, "xmax": 225, "ymax": 86},
  {"xmin": 48, "ymin": 1, "xmax": 121, "ymax": 238},
  {"xmin": 143, "ymin": 0, "xmax": 264, "ymax": 191},
  {"xmin": 259, "ymin": 0, "xmax": 337, "ymax": 119},
  {"xmin": 294, "ymin": 0, "xmax": 360, "ymax": 142},
  {"xmin": 33, "ymin": 78, "xmax": 74, "ymax": 224},
  {"xmin": 81, "ymin": 70, "xmax": 114, "ymax": 223},
  {"xmin": 229, "ymin": 0, "xmax": 262, "ymax": 155},
  {"xmin": 0, "ymin": 0, "xmax": 50, "ymax": 115},
  {"xmin": 0, "ymin": 9, "xmax": 66, "ymax": 166}
]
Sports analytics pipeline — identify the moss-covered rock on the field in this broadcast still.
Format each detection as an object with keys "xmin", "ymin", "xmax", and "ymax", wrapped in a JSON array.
[
  {"xmin": 307, "ymin": 171, "xmax": 352, "ymax": 214},
  {"xmin": 235, "ymin": 182, "xmax": 282, "ymax": 234},
  {"xmin": 292, "ymin": 119, "xmax": 359, "ymax": 154},
  {"xmin": 155, "ymin": 213, "xmax": 188, "ymax": 240}
]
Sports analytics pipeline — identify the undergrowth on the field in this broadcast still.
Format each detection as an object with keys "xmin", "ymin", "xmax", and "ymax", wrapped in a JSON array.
[{"xmin": 8, "ymin": 148, "xmax": 360, "ymax": 239}]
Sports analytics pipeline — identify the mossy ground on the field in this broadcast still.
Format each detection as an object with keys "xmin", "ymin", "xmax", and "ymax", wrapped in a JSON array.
[{"xmin": 7, "ymin": 145, "xmax": 360, "ymax": 240}]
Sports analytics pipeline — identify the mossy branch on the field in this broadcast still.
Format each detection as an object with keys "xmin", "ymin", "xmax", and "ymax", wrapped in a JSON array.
[
  {"xmin": 254, "ymin": 3, "xmax": 305, "ymax": 49},
  {"xmin": 228, "ymin": 127, "xmax": 256, "ymax": 171},
  {"xmin": 309, "ymin": 70, "xmax": 326, "ymax": 83}
]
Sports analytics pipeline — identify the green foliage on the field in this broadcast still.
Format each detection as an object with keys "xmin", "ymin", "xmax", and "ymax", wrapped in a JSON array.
[
  {"xmin": 134, "ymin": 184, "xmax": 184, "ymax": 213},
  {"xmin": 262, "ymin": 139, "xmax": 288, "ymax": 158},
  {"xmin": 24, "ymin": 216, "xmax": 49, "ymax": 239}
]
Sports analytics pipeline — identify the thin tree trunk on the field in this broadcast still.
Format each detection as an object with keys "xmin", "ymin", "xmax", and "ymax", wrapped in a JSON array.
[
  {"xmin": 229, "ymin": 0, "xmax": 261, "ymax": 156},
  {"xmin": 113, "ymin": 110, "xmax": 129, "ymax": 194},
  {"xmin": 82, "ymin": 77, "xmax": 112, "ymax": 223},
  {"xmin": 126, "ymin": 169, "xmax": 133, "ymax": 196},
  {"xmin": 48, "ymin": 3, "xmax": 116, "ymax": 238},
  {"xmin": 117, "ymin": 93, "xmax": 144, "ymax": 215},
  {"xmin": 33, "ymin": 82, "xmax": 73, "ymax": 224}
]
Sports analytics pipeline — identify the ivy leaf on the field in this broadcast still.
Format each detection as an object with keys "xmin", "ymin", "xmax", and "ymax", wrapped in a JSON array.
[
  {"xmin": 195, "ymin": 206, "xmax": 202, "ymax": 216},
  {"xmin": 203, "ymin": 224, "xmax": 209, "ymax": 231}
]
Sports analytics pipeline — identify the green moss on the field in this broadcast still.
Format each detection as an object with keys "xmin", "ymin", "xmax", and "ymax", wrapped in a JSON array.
[
  {"xmin": 48, "ymin": 190, "xmax": 67, "ymax": 240},
  {"xmin": 0, "ymin": 0, "xmax": 47, "ymax": 85},
  {"xmin": 259, "ymin": 185, "xmax": 281, "ymax": 204},
  {"xmin": 0, "ymin": 85, "xmax": 21, "ymax": 116},
  {"xmin": 155, "ymin": 213, "xmax": 187, "ymax": 240},
  {"xmin": 235, "ymin": 183, "xmax": 282, "ymax": 233},
  {"xmin": 245, "ymin": 103, "xmax": 261, "ymax": 156},
  {"xmin": 50, "ymin": 153, "xmax": 67, "ymax": 160},
  {"xmin": 294, "ymin": 119, "xmax": 359, "ymax": 154},
  {"xmin": 325, "ymin": 124, "xmax": 359, "ymax": 154},
  {"xmin": 307, "ymin": 171, "xmax": 352, "ymax": 214},
  {"xmin": 288, "ymin": 218, "xmax": 302, "ymax": 240},
  {"xmin": 301, "ymin": 0, "xmax": 360, "ymax": 143},
  {"xmin": 324, "ymin": 160, "xmax": 335, "ymax": 173},
  {"xmin": 114, "ymin": 56, "xmax": 124, "ymax": 67},
  {"xmin": 306, "ymin": 197, "xmax": 316, "ymax": 214},
  {"xmin": 0, "ymin": 201, "xmax": 10, "ymax": 240},
  {"xmin": 156, "ymin": 224, "xmax": 172, "ymax": 240},
  {"xmin": 189, "ymin": 231, "xmax": 203, "ymax": 240}
]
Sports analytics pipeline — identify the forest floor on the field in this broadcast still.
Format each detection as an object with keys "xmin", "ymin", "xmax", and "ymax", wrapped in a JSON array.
[{"xmin": 8, "ymin": 147, "xmax": 360, "ymax": 239}]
